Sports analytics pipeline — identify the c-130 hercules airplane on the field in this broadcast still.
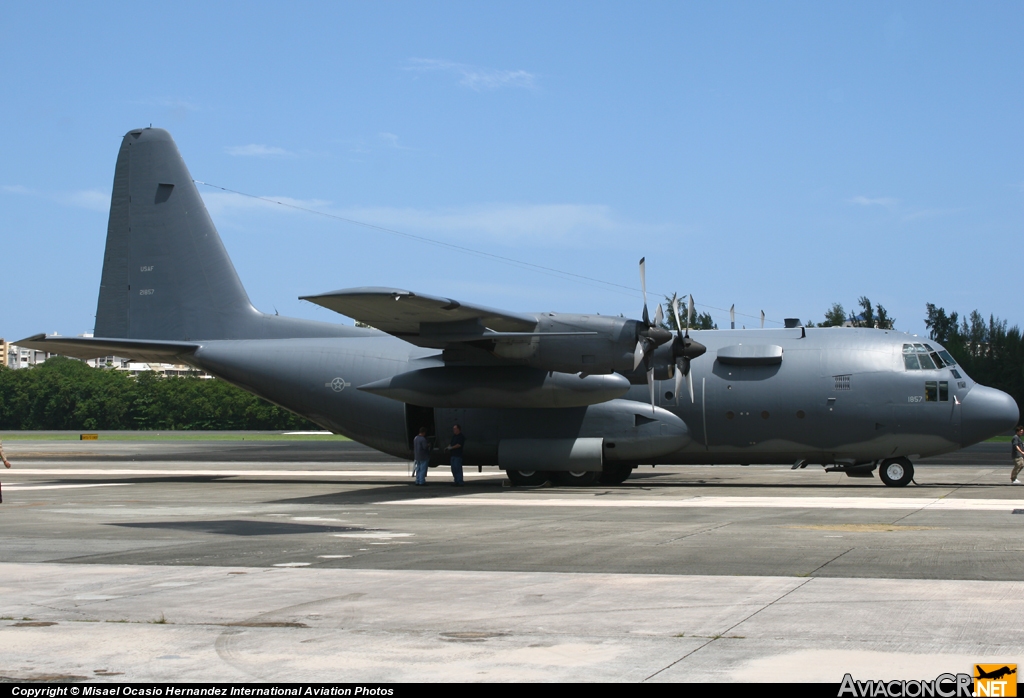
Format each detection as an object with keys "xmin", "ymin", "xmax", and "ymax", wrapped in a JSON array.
[{"xmin": 20, "ymin": 128, "xmax": 1019, "ymax": 487}]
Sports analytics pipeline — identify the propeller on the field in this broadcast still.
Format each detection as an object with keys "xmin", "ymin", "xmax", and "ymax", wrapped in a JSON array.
[
  {"xmin": 670, "ymin": 293, "xmax": 707, "ymax": 403},
  {"xmin": 632, "ymin": 259, "xmax": 707, "ymax": 409},
  {"xmin": 633, "ymin": 258, "xmax": 673, "ymax": 410}
]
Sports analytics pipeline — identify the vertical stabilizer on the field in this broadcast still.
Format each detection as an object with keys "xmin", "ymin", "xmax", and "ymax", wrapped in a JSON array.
[{"xmin": 95, "ymin": 128, "xmax": 260, "ymax": 340}]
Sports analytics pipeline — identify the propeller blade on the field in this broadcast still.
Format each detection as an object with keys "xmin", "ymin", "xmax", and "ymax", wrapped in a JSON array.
[
  {"xmin": 685, "ymin": 294, "xmax": 694, "ymax": 336},
  {"xmin": 674, "ymin": 361, "xmax": 683, "ymax": 400},
  {"xmin": 639, "ymin": 257, "xmax": 649, "ymax": 325},
  {"xmin": 633, "ymin": 340, "xmax": 645, "ymax": 371},
  {"xmin": 730, "ymin": 304, "xmax": 735, "ymax": 330},
  {"xmin": 647, "ymin": 367, "xmax": 655, "ymax": 412},
  {"xmin": 760, "ymin": 310, "xmax": 765, "ymax": 329},
  {"xmin": 672, "ymin": 295, "xmax": 682, "ymax": 335},
  {"xmin": 654, "ymin": 304, "xmax": 663, "ymax": 327},
  {"xmin": 686, "ymin": 367, "xmax": 694, "ymax": 403}
]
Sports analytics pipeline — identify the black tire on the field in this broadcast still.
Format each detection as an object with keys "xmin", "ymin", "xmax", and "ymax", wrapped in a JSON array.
[
  {"xmin": 556, "ymin": 470, "xmax": 601, "ymax": 486},
  {"xmin": 599, "ymin": 464, "xmax": 633, "ymax": 485},
  {"xmin": 506, "ymin": 469, "xmax": 551, "ymax": 487},
  {"xmin": 878, "ymin": 457, "xmax": 914, "ymax": 487}
]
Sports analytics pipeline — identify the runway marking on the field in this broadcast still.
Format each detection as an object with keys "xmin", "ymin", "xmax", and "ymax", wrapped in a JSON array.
[
  {"xmin": 5, "ymin": 469, "xmax": 496, "ymax": 478},
  {"xmin": 1, "ymin": 483, "xmax": 132, "ymax": 491},
  {"xmin": 387, "ymin": 495, "xmax": 1024, "ymax": 512}
]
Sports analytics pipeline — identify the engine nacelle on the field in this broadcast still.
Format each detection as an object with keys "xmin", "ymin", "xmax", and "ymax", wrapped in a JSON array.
[
  {"xmin": 490, "ymin": 313, "xmax": 638, "ymax": 375},
  {"xmin": 358, "ymin": 366, "xmax": 630, "ymax": 408}
]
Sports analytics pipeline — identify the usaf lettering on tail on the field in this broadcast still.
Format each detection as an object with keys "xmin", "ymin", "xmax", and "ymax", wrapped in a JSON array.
[{"xmin": 18, "ymin": 128, "xmax": 1019, "ymax": 486}]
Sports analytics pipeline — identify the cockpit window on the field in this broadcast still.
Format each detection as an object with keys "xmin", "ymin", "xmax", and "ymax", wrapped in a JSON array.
[{"xmin": 903, "ymin": 343, "xmax": 957, "ymax": 370}]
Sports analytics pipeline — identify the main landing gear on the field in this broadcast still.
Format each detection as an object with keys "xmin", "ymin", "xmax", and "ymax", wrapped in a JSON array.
[
  {"xmin": 878, "ymin": 457, "xmax": 914, "ymax": 487},
  {"xmin": 505, "ymin": 464, "xmax": 635, "ymax": 487}
]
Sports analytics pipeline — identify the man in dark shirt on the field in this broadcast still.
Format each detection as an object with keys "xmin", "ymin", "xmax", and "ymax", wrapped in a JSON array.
[
  {"xmin": 413, "ymin": 427, "xmax": 430, "ymax": 486},
  {"xmin": 447, "ymin": 424, "xmax": 466, "ymax": 487},
  {"xmin": 1011, "ymin": 425, "xmax": 1024, "ymax": 484}
]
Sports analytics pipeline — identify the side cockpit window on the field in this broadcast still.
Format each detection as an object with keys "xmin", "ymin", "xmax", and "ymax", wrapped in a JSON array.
[{"xmin": 903, "ymin": 343, "xmax": 957, "ymax": 370}]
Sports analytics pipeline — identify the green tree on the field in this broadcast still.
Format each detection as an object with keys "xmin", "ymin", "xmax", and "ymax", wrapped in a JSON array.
[
  {"xmin": 924, "ymin": 303, "xmax": 1024, "ymax": 420},
  {"xmin": 0, "ymin": 357, "xmax": 318, "ymax": 431},
  {"xmin": 819, "ymin": 303, "xmax": 847, "ymax": 327},
  {"xmin": 817, "ymin": 298, "xmax": 894, "ymax": 329},
  {"xmin": 661, "ymin": 294, "xmax": 717, "ymax": 330}
]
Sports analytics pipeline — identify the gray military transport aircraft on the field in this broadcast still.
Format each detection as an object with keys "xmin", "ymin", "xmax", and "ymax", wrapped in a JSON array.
[{"xmin": 19, "ymin": 128, "xmax": 1019, "ymax": 487}]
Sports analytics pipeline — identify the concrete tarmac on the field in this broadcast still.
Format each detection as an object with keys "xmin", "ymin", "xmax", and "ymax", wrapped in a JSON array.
[{"xmin": 1, "ymin": 437, "xmax": 1022, "ymax": 682}]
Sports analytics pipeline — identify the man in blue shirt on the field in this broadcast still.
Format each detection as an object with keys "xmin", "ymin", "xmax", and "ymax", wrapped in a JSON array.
[
  {"xmin": 446, "ymin": 424, "xmax": 466, "ymax": 487},
  {"xmin": 413, "ymin": 427, "xmax": 430, "ymax": 486}
]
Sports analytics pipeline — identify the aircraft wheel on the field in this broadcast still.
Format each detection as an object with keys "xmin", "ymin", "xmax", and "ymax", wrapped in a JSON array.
[
  {"xmin": 556, "ymin": 470, "xmax": 601, "ymax": 486},
  {"xmin": 599, "ymin": 464, "xmax": 633, "ymax": 485},
  {"xmin": 878, "ymin": 458, "xmax": 914, "ymax": 487},
  {"xmin": 506, "ymin": 470, "xmax": 551, "ymax": 487}
]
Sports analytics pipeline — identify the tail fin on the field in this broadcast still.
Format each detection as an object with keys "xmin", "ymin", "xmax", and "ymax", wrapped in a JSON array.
[{"xmin": 95, "ymin": 128, "xmax": 262, "ymax": 340}]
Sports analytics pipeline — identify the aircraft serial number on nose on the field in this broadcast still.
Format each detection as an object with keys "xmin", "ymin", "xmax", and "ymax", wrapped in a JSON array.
[
  {"xmin": 907, "ymin": 396, "xmax": 923, "ymax": 403},
  {"xmin": 139, "ymin": 289, "xmax": 155, "ymax": 296}
]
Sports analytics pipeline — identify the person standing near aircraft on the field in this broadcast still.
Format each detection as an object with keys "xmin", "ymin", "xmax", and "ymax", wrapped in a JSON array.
[
  {"xmin": 447, "ymin": 424, "xmax": 465, "ymax": 487},
  {"xmin": 0, "ymin": 439, "xmax": 10, "ymax": 504},
  {"xmin": 413, "ymin": 427, "xmax": 430, "ymax": 486},
  {"xmin": 1011, "ymin": 426, "xmax": 1024, "ymax": 484}
]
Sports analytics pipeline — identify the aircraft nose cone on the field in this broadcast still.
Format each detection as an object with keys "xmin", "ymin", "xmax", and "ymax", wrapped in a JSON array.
[{"xmin": 961, "ymin": 385, "xmax": 1019, "ymax": 447}]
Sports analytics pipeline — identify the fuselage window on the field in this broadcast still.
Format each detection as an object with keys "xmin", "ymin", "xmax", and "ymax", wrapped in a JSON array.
[
  {"xmin": 923, "ymin": 380, "xmax": 950, "ymax": 402},
  {"xmin": 904, "ymin": 353, "xmax": 921, "ymax": 370},
  {"xmin": 951, "ymin": 368, "xmax": 962, "ymax": 379}
]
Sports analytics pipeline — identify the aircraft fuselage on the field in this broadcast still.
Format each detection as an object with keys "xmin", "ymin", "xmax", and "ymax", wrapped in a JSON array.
[{"xmin": 186, "ymin": 323, "xmax": 1009, "ymax": 468}]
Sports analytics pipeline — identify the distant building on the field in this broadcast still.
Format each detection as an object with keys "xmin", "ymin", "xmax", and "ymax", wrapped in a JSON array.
[{"xmin": 2, "ymin": 333, "xmax": 209, "ymax": 378}]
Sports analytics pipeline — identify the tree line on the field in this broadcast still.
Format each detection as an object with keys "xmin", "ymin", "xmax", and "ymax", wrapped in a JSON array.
[
  {"xmin": 924, "ymin": 304, "xmax": 1024, "ymax": 417},
  {"xmin": 0, "ymin": 357, "xmax": 317, "ymax": 431}
]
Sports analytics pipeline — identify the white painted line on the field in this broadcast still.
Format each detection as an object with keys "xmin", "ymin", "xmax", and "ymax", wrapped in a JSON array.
[
  {"xmin": 273, "ymin": 562, "xmax": 312, "ymax": 567},
  {"xmin": 332, "ymin": 532, "xmax": 414, "ymax": 539},
  {"xmin": 2, "ymin": 483, "xmax": 132, "ymax": 491},
  {"xmin": 386, "ymin": 495, "xmax": 1024, "ymax": 512},
  {"xmin": 5, "ymin": 469, "xmax": 497, "ymax": 478}
]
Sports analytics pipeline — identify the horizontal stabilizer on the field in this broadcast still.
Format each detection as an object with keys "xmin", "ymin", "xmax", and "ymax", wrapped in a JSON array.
[{"xmin": 15, "ymin": 334, "xmax": 200, "ymax": 363}]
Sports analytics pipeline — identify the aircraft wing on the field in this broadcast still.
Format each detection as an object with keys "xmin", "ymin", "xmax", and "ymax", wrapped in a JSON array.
[
  {"xmin": 301, "ymin": 287, "xmax": 559, "ymax": 347},
  {"xmin": 15, "ymin": 335, "xmax": 200, "ymax": 363}
]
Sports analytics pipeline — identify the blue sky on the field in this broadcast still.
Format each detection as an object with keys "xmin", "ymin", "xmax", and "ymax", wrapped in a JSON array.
[{"xmin": 2, "ymin": 2, "xmax": 1022, "ymax": 340}]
